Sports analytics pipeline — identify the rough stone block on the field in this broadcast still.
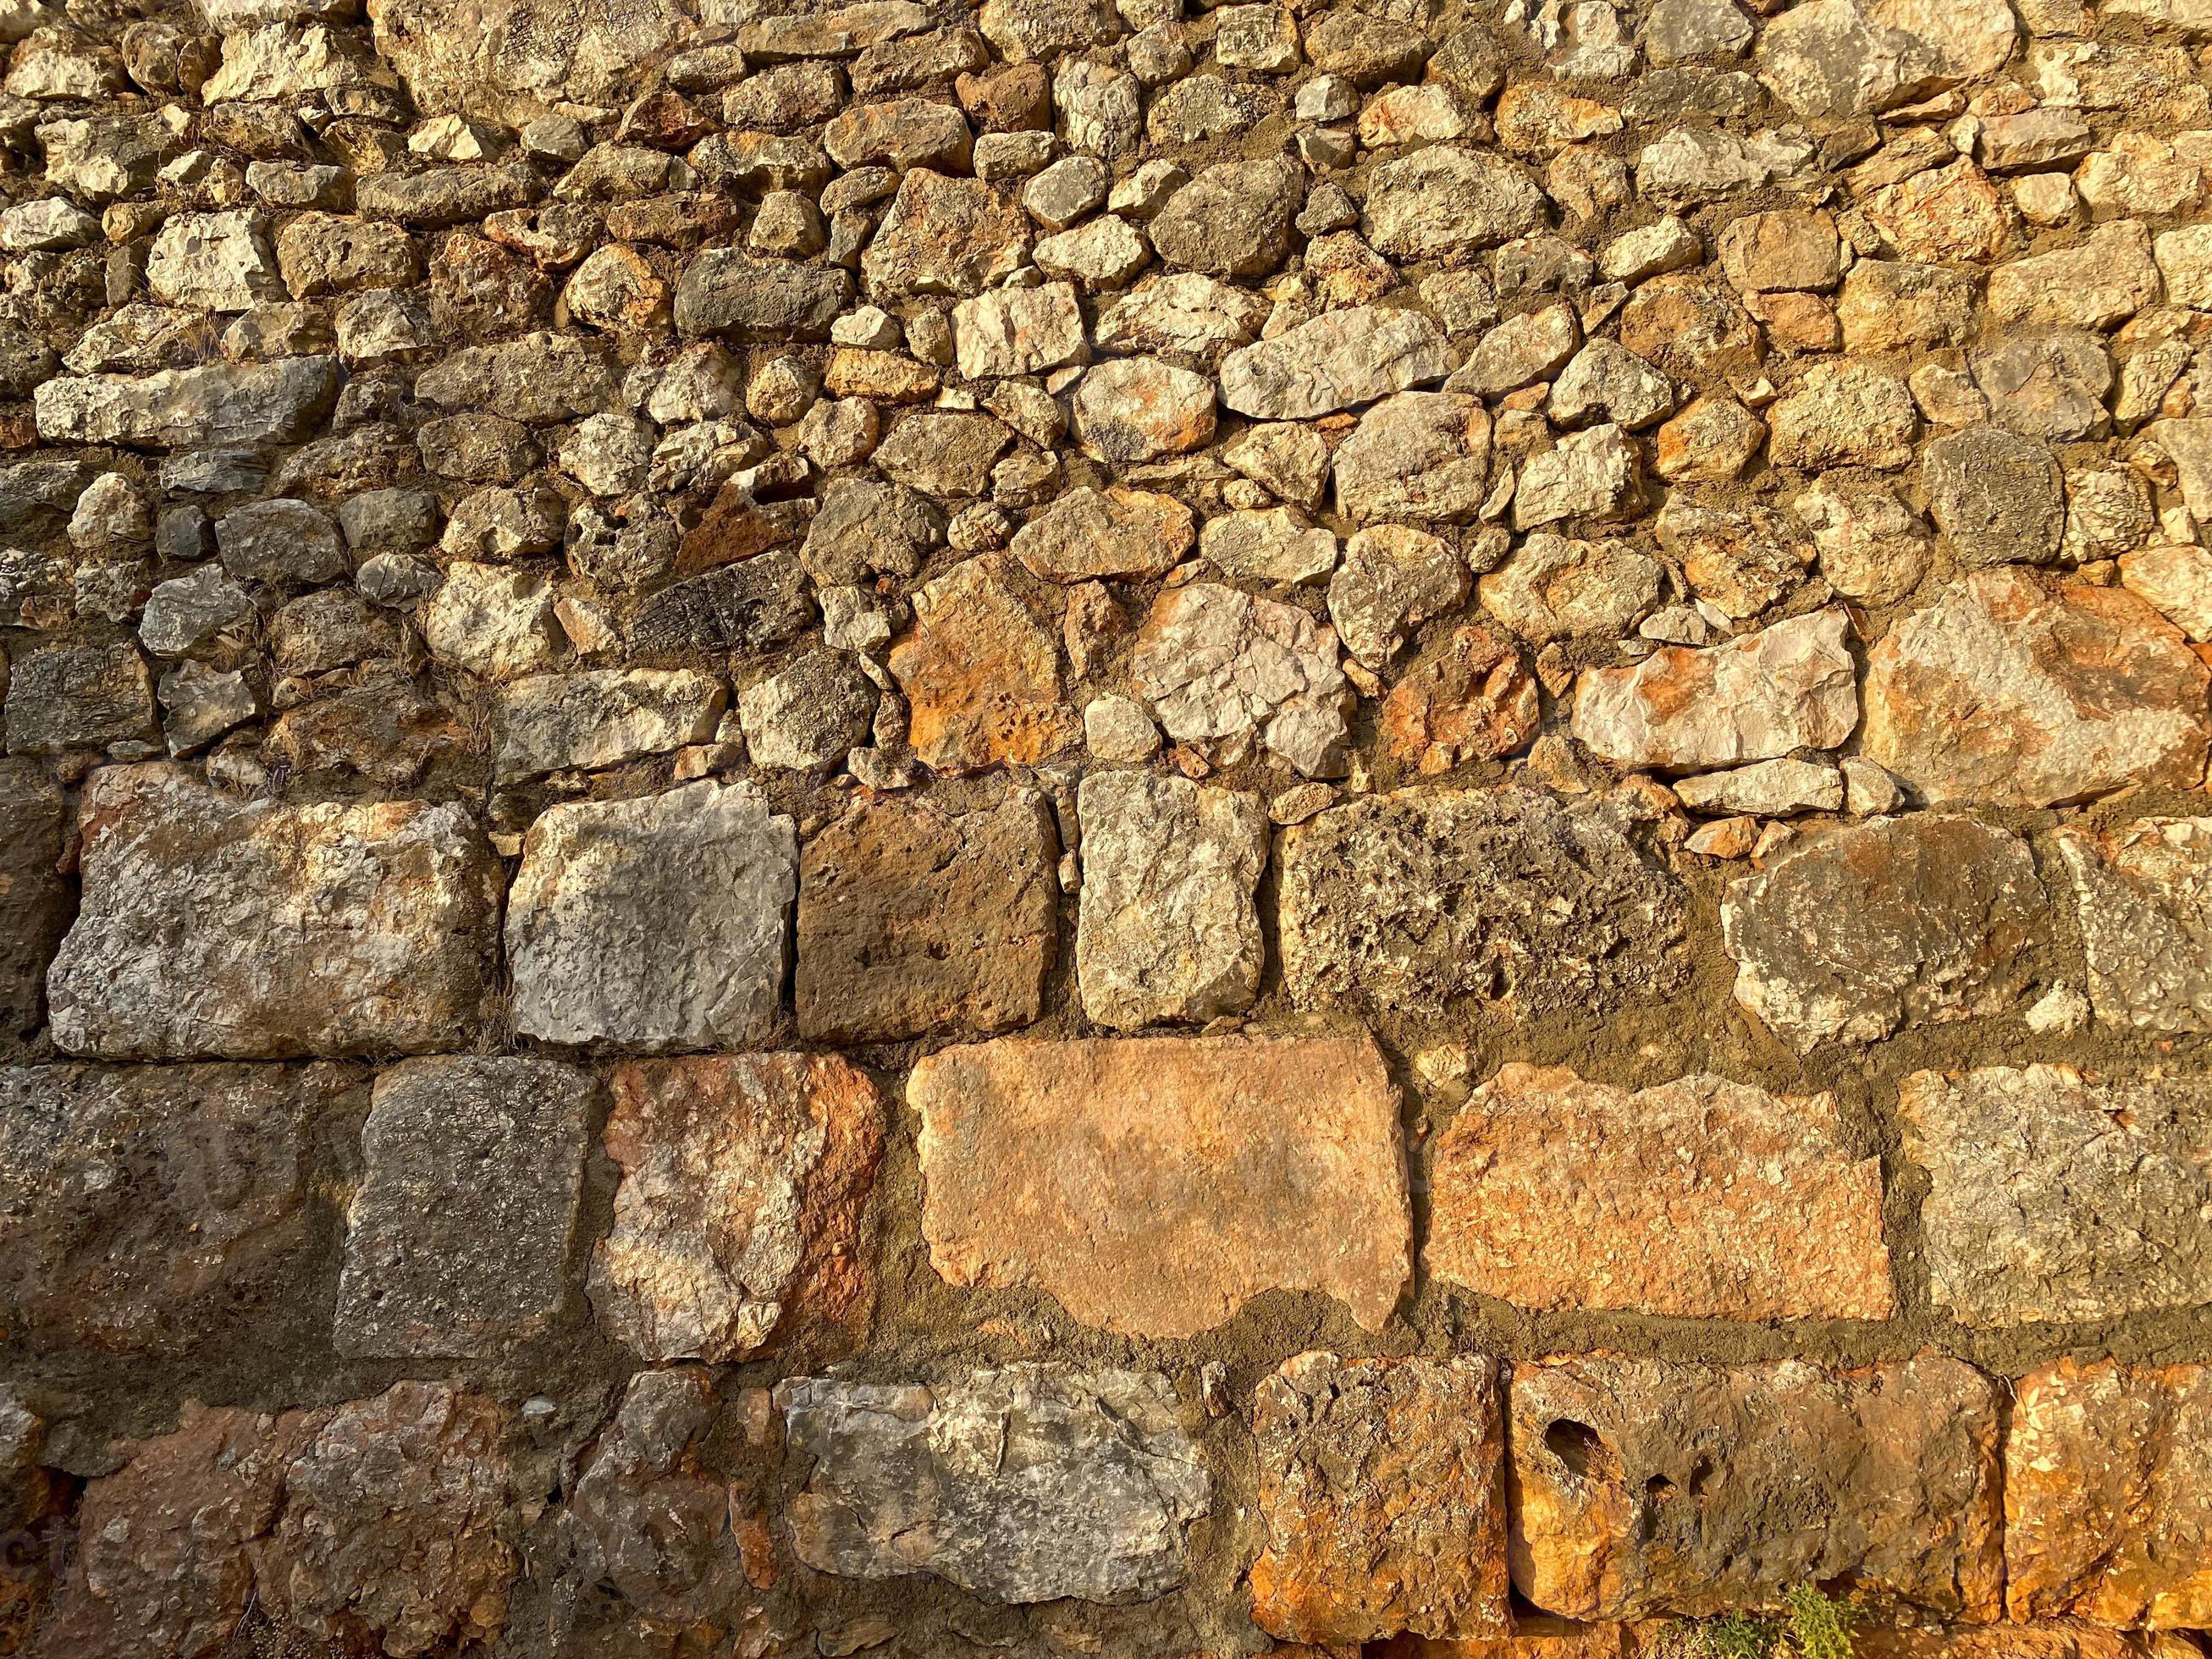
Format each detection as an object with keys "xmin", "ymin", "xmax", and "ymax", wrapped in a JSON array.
[
  {"xmin": 2057, "ymin": 817, "xmax": 2212, "ymax": 1033},
  {"xmin": 0, "ymin": 760, "xmax": 69, "ymax": 1038},
  {"xmin": 912, "ymin": 1030, "xmax": 1409, "ymax": 1337}
]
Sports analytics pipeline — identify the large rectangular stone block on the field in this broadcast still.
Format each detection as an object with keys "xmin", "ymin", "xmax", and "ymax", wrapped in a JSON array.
[
  {"xmin": 1509, "ymin": 1354, "xmax": 2003, "ymax": 1622},
  {"xmin": 912, "ymin": 1030, "xmax": 1410, "ymax": 1337},
  {"xmin": 47, "ymin": 763, "xmax": 500, "ymax": 1059},
  {"xmin": 0, "ymin": 760, "xmax": 70, "ymax": 1039}
]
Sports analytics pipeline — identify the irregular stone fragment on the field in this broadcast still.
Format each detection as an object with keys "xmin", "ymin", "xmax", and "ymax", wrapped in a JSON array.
[
  {"xmin": 1573, "ymin": 609, "xmax": 1858, "ymax": 771},
  {"xmin": 1920, "ymin": 427, "xmax": 2064, "ymax": 565},
  {"xmin": 1096, "ymin": 272, "xmax": 1268, "ymax": 369},
  {"xmin": 0, "ymin": 763, "xmax": 66, "ymax": 1037},
  {"xmin": 0, "ymin": 1063, "xmax": 344, "ymax": 1353},
  {"xmin": 1720, "ymin": 814, "xmax": 2046, "ymax": 1047},
  {"xmin": 34, "ymin": 357, "xmax": 339, "ymax": 448},
  {"xmin": 1378, "ymin": 623, "xmax": 1541, "ymax": 774},
  {"xmin": 674, "ymin": 250, "xmax": 854, "ymax": 339},
  {"xmin": 1985, "ymin": 220, "xmax": 2159, "ymax": 329},
  {"xmin": 1075, "ymin": 772, "xmax": 1266, "ymax": 1028},
  {"xmin": 1218, "ymin": 304, "xmax": 1449, "ymax": 420},
  {"xmin": 1479, "ymin": 533, "xmax": 1661, "ymax": 643},
  {"xmin": 506, "ymin": 780, "xmax": 797, "ymax": 1051},
  {"xmin": 1431, "ymin": 1066, "xmax": 1892, "ymax": 1320},
  {"xmin": 38, "ymin": 1403, "xmax": 317, "ymax": 1659},
  {"xmin": 1658, "ymin": 498, "xmax": 1812, "ymax": 620},
  {"xmin": 1862, "ymin": 570, "xmax": 2210, "ymax": 807},
  {"xmin": 1131, "ymin": 581, "xmax": 1351, "ymax": 777},
  {"xmin": 796, "ymin": 791, "xmax": 1057, "ymax": 1043},
  {"xmin": 422, "ymin": 561, "xmax": 567, "ymax": 681},
  {"xmin": 1328, "ymin": 524, "xmax": 1470, "ymax": 669},
  {"xmin": 1362, "ymin": 145, "xmax": 1549, "ymax": 260},
  {"xmin": 1201, "ymin": 507, "xmax": 1338, "ymax": 584},
  {"xmin": 1901, "ymin": 1066, "xmax": 2212, "ymax": 1327},
  {"xmin": 371, "ymin": 0, "xmax": 691, "ymax": 120},
  {"xmin": 1676, "ymin": 758, "xmax": 1845, "ymax": 815},
  {"xmin": 1510, "ymin": 1355, "xmax": 2002, "ymax": 1621},
  {"xmin": 1009, "ymin": 486, "xmax": 1192, "ymax": 585},
  {"xmin": 914, "ymin": 1031, "xmax": 1408, "ymax": 1335},
  {"xmin": 865, "ymin": 168, "xmax": 1031, "ymax": 298},
  {"xmin": 1251, "ymin": 1353, "xmax": 1509, "ymax": 1645},
  {"xmin": 1972, "ymin": 332, "xmax": 2112, "ymax": 443},
  {"xmin": 48, "ymin": 764, "xmax": 497, "ymax": 1060},
  {"xmin": 889, "ymin": 554, "xmax": 1079, "ymax": 773},
  {"xmin": 591, "ymin": 1053, "xmax": 882, "ymax": 1362},
  {"xmin": 952, "ymin": 280, "xmax": 1085, "ymax": 377},
  {"xmin": 1548, "ymin": 340, "xmax": 1677, "ymax": 431},
  {"xmin": 1862, "ymin": 159, "xmax": 2014, "ymax": 266},
  {"xmin": 2056, "ymin": 818, "xmax": 2212, "ymax": 1033},
  {"xmin": 738, "ymin": 650, "xmax": 878, "ymax": 771},
  {"xmin": 258, "ymin": 1382, "xmax": 516, "ymax": 1659},
  {"xmin": 494, "ymin": 668, "xmax": 725, "ymax": 780},
  {"xmin": 1279, "ymin": 789, "xmax": 1687, "ymax": 1019},
  {"xmin": 1791, "ymin": 477, "xmax": 1933, "ymax": 605},
  {"xmin": 3, "ymin": 637, "xmax": 156, "ymax": 757},
  {"xmin": 2005, "ymin": 1359, "xmax": 2212, "ymax": 1628},
  {"xmin": 1150, "ymin": 157, "xmax": 1301, "ymax": 278},
  {"xmin": 1754, "ymin": 0, "xmax": 1943, "ymax": 117},
  {"xmin": 783, "ymin": 1365, "xmax": 1209, "ymax": 1603},
  {"xmin": 336, "ymin": 1056, "xmax": 589, "ymax": 1359},
  {"xmin": 1332, "ymin": 391, "xmax": 1492, "ymax": 523},
  {"xmin": 2119, "ymin": 544, "xmax": 2212, "ymax": 642},
  {"xmin": 1069, "ymin": 356, "xmax": 1216, "ymax": 461},
  {"xmin": 873, "ymin": 409, "xmax": 1016, "ymax": 497},
  {"xmin": 1767, "ymin": 361, "xmax": 1918, "ymax": 469}
]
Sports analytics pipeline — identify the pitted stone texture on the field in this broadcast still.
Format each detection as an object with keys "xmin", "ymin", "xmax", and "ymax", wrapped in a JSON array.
[
  {"xmin": 1075, "ymin": 771, "xmax": 1266, "ymax": 1028},
  {"xmin": 1132, "ymin": 580, "xmax": 1351, "ymax": 776},
  {"xmin": 1571, "ymin": 607, "xmax": 1859, "ymax": 771},
  {"xmin": 2057, "ymin": 818, "xmax": 2212, "ymax": 1033},
  {"xmin": 889, "ymin": 554, "xmax": 1081, "ymax": 774},
  {"xmin": 1902, "ymin": 1066, "xmax": 2212, "ymax": 1328},
  {"xmin": 2006, "ymin": 1359, "xmax": 2212, "ymax": 1628},
  {"xmin": 38, "ymin": 1403, "xmax": 318, "ymax": 1659},
  {"xmin": 1721, "ymin": 815, "xmax": 2046, "ymax": 1048},
  {"xmin": 591, "ymin": 1054, "xmax": 882, "ymax": 1363},
  {"xmin": 782, "ymin": 1364, "xmax": 1210, "ymax": 1604},
  {"xmin": 0, "ymin": 1063, "xmax": 346, "ymax": 1353},
  {"xmin": 1279, "ymin": 789, "xmax": 1689, "ymax": 1022},
  {"xmin": 257, "ymin": 1381, "xmax": 516, "ymax": 1659},
  {"xmin": 506, "ymin": 780, "xmax": 797, "ymax": 1052},
  {"xmin": 1430, "ymin": 1065, "xmax": 1892, "ymax": 1321},
  {"xmin": 0, "ymin": 761, "xmax": 69, "ymax": 1038},
  {"xmin": 1862, "ymin": 570, "xmax": 2212, "ymax": 807},
  {"xmin": 371, "ymin": 0, "xmax": 693, "ymax": 121},
  {"xmin": 47, "ymin": 763, "xmax": 499, "ymax": 1060},
  {"xmin": 1251, "ymin": 1353, "xmax": 1509, "ymax": 1645},
  {"xmin": 336, "ymin": 1055, "xmax": 590, "ymax": 1359},
  {"xmin": 796, "ymin": 790, "xmax": 1057, "ymax": 1044},
  {"xmin": 913, "ymin": 1031, "xmax": 1409, "ymax": 1337},
  {"xmin": 1509, "ymin": 1355, "xmax": 2003, "ymax": 1622},
  {"xmin": 560, "ymin": 1369, "xmax": 775, "ymax": 1651}
]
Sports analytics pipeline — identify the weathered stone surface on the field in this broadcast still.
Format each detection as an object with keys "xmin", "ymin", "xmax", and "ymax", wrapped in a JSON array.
[
  {"xmin": 590, "ymin": 1053, "xmax": 882, "ymax": 1362},
  {"xmin": 493, "ymin": 668, "xmax": 725, "ymax": 780},
  {"xmin": 1676, "ymin": 757, "xmax": 1844, "ymax": 815},
  {"xmin": 1792, "ymin": 476, "xmax": 1933, "ymax": 604},
  {"xmin": 783, "ymin": 1364, "xmax": 1209, "ymax": 1603},
  {"xmin": 1150, "ymin": 157, "xmax": 1301, "ymax": 278},
  {"xmin": 2005, "ymin": 1359, "xmax": 2212, "ymax": 1628},
  {"xmin": 1510, "ymin": 1355, "xmax": 2002, "ymax": 1620},
  {"xmin": 2056, "ymin": 818, "xmax": 2212, "ymax": 1033},
  {"xmin": 48, "ymin": 764, "xmax": 498, "ymax": 1060},
  {"xmin": 1901, "ymin": 1066, "xmax": 2212, "ymax": 1328},
  {"xmin": 1132, "ymin": 581, "xmax": 1351, "ymax": 776},
  {"xmin": 1201, "ymin": 506, "xmax": 1338, "ymax": 585},
  {"xmin": 913, "ymin": 1031, "xmax": 1409, "ymax": 1336},
  {"xmin": 3, "ymin": 637, "xmax": 155, "ymax": 755},
  {"xmin": 1514, "ymin": 423, "xmax": 1647, "ymax": 526},
  {"xmin": 1479, "ymin": 532, "xmax": 1662, "ymax": 643},
  {"xmin": 889, "ymin": 554, "xmax": 1080, "ymax": 773},
  {"xmin": 1332, "ymin": 391, "xmax": 1492, "ymax": 524},
  {"xmin": 1431, "ymin": 1065, "xmax": 1893, "ymax": 1320},
  {"xmin": 39, "ymin": 1403, "xmax": 317, "ymax": 1659},
  {"xmin": 674, "ymin": 250, "xmax": 854, "ymax": 339},
  {"xmin": 863, "ymin": 169, "xmax": 1029, "ymax": 296},
  {"xmin": 1862, "ymin": 570, "xmax": 2211, "ymax": 807},
  {"xmin": 0, "ymin": 1063, "xmax": 345, "ymax": 1352},
  {"xmin": 506, "ymin": 780, "xmax": 797, "ymax": 1051},
  {"xmin": 1377, "ymin": 623, "xmax": 1540, "ymax": 774},
  {"xmin": 1721, "ymin": 814, "xmax": 2046, "ymax": 1047},
  {"xmin": 1218, "ymin": 305, "xmax": 1451, "ymax": 420},
  {"xmin": 1075, "ymin": 771, "xmax": 1266, "ymax": 1028},
  {"xmin": 372, "ymin": 0, "xmax": 691, "ymax": 120},
  {"xmin": 1363, "ymin": 146, "xmax": 1549, "ymax": 260},
  {"xmin": 1754, "ymin": 0, "xmax": 1942, "ymax": 117},
  {"xmin": 738, "ymin": 649, "xmax": 878, "ymax": 771},
  {"xmin": 796, "ymin": 790, "xmax": 1057, "ymax": 1043},
  {"xmin": 952, "ymin": 280, "xmax": 1085, "ymax": 377},
  {"xmin": 1922, "ymin": 426, "xmax": 2064, "ymax": 565},
  {"xmin": 1767, "ymin": 361, "xmax": 1919, "ymax": 469},
  {"xmin": 1279, "ymin": 789, "xmax": 1688, "ymax": 1019},
  {"xmin": 34, "ymin": 357, "xmax": 339, "ymax": 448},
  {"xmin": 336, "ymin": 1056, "xmax": 589, "ymax": 1359},
  {"xmin": 1572, "ymin": 608, "xmax": 1858, "ymax": 771},
  {"xmin": 257, "ymin": 1382, "xmax": 516, "ymax": 1658},
  {"xmin": 1069, "ymin": 356, "xmax": 1216, "ymax": 461},
  {"xmin": 1330, "ymin": 524, "xmax": 1470, "ymax": 669},
  {"xmin": 0, "ymin": 761, "xmax": 68, "ymax": 1037},
  {"xmin": 1251, "ymin": 1353, "xmax": 1509, "ymax": 1645}
]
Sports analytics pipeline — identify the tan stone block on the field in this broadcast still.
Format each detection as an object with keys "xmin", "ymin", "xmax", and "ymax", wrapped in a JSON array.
[
  {"xmin": 1428, "ymin": 1065, "xmax": 1892, "ymax": 1321},
  {"xmin": 913, "ymin": 1031, "xmax": 1410, "ymax": 1337}
]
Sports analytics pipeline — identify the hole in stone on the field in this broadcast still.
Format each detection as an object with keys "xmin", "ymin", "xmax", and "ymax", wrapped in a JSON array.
[
  {"xmin": 1543, "ymin": 1419, "xmax": 1613, "ymax": 1480},
  {"xmin": 1645, "ymin": 1473, "xmax": 1677, "ymax": 1507}
]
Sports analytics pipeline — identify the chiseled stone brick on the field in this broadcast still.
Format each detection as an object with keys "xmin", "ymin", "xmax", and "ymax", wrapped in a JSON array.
[
  {"xmin": 912, "ymin": 1030, "xmax": 1410, "ymax": 1337},
  {"xmin": 1429, "ymin": 1065, "xmax": 1893, "ymax": 1321},
  {"xmin": 336, "ymin": 1056, "xmax": 591, "ymax": 1359},
  {"xmin": 0, "ymin": 1062, "xmax": 356, "ymax": 1353},
  {"xmin": 1902, "ymin": 1066, "xmax": 2212, "ymax": 1326},
  {"xmin": 46, "ymin": 763, "xmax": 501, "ymax": 1059},
  {"xmin": 2006, "ymin": 1359, "xmax": 2212, "ymax": 1627},
  {"xmin": 1509, "ymin": 1354, "xmax": 2003, "ymax": 1621},
  {"xmin": 1251, "ymin": 1352, "xmax": 1509, "ymax": 1645},
  {"xmin": 507, "ymin": 779, "xmax": 797, "ymax": 1052},
  {"xmin": 590, "ymin": 1053, "xmax": 883, "ymax": 1363}
]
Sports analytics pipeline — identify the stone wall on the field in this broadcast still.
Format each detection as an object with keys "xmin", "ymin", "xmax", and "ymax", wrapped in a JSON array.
[{"xmin": 3, "ymin": 0, "xmax": 2212, "ymax": 1649}]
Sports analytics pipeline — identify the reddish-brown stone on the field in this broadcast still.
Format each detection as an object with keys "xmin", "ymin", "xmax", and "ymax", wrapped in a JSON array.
[{"xmin": 1377, "ymin": 623, "xmax": 1541, "ymax": 774}]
